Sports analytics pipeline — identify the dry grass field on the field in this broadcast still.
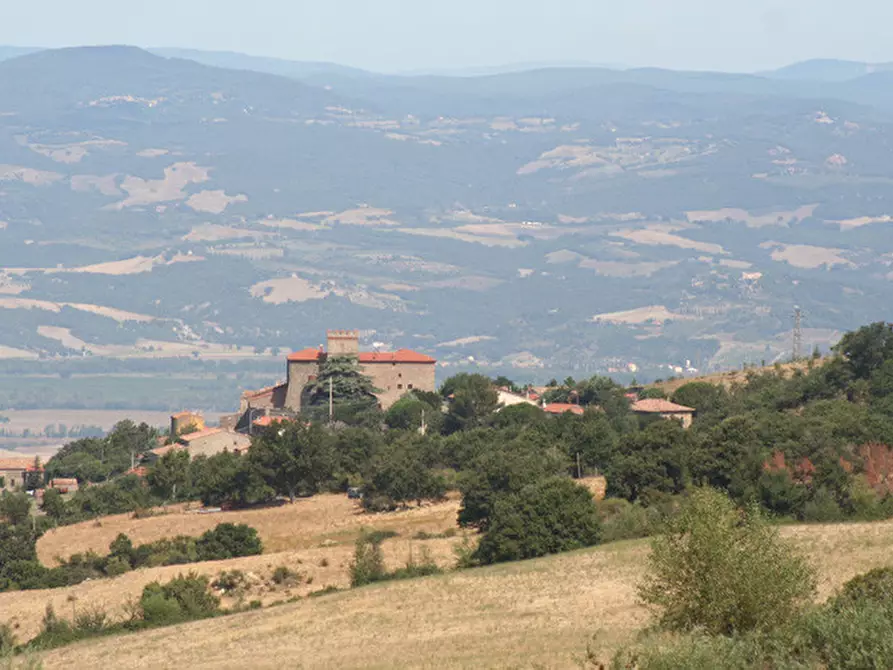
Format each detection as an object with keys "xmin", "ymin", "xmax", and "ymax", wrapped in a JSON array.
[
  {"xmin": 26, "ymin": 517, "xmax": 893, "ymax": 670},
  {"xmin": 0, "ymin": 486, "xmax": 886, "ymax": 668}
]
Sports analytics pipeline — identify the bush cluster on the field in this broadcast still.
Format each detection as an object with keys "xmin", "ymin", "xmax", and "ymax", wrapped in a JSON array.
[{"xmin": 0, "ymin": 524, "xmax": 262, "ymax": 593}]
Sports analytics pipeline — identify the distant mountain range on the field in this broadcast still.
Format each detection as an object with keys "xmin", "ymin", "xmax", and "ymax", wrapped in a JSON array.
[
  {"xmin": 3, "ymin": 46, "xmax": 893, "ymax": 84},
  {"xmin": 3, "ymin": 45, "xmax": 893, "ymax": 383}
]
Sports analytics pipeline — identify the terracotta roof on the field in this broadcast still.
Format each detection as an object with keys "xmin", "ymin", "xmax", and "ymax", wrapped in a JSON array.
[
  {"xmin": 0, "ymin": 458, "xmax": 42, "ymax": 471},
  {"xmin": 287, "ymin": 348, "xmax": 325, "ymax": 362},
  {"xmin": 359, "ymin": 349, "xmax": 435, "ymax": 364},
  {"xmin": 253, "ymin": 415, "xmax": 289, "ymax": 428},
  {"xmin": 631, "ymin": 399, "xmax": 695, "ymax": 414},
  {"xmin": 242, "ymin": 384, "xmax": 285, "ymax": 399},
  {"xmin": 125, "ymin": 467, "xmax": 149, "ymax": 478},
  {"xmin": 543, "ymin": 403, "xmax": 585, "ymax": 416},
  {"xmin": 150, "ymin": 443, "xmax": 187, "ymax": 458},
  {"xmin": 179, "ymin": 427, "xmax": 224, "ymax": 443}
]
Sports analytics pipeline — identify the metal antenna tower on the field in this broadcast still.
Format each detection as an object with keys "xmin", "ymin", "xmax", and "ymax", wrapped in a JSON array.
[{"xmin": 793, "ymin": 306, "xmax": 803, "ymax": 361}]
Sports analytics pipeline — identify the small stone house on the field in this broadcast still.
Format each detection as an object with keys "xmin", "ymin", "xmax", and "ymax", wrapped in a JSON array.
[
  {"xmin": 0, "ymin": 458, "xmax": 41, "ymax": 491},
  {"xmin": 178, "ymin": 428, "xmax": 252, "ymax": 458},
  {"xmin": 630, "ymin": 398, "xmax": 696, "ymax": 428}
]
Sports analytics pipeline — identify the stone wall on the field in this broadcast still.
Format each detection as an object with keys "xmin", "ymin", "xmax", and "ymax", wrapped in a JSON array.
[
  {"xmin": 285, "ymin": 361, "xmax": 319, "ymax": 412},
  {"xmin": 364, "ymin": 362, "xmax": 436, "ymax": 409}
]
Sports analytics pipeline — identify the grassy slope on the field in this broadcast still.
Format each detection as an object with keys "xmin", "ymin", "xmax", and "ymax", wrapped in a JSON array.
[
  {"xmin": 27, "ymin": 517, "xmax": 893, "ymax": 670},
  {"xmin": 650, "ymin": 358, "xmax": 826, "ymax": 396}
]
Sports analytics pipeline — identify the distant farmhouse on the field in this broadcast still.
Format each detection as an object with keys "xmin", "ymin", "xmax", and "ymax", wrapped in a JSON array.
[
  {"xmin": 232, "ymin": 330, "xmax": 437, "ymax": 427},
  {"xmin": 630, "ymin": 398, "xmax": 696, "ymax": 428}
]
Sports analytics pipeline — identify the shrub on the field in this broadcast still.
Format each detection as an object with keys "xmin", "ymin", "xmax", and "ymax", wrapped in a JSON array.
[
  {"xmin": 212, "ymin": 570, "xmax": 247, "ymax": 594},
  {"xmin": 638, "ymin": 487, "xmax": 816, "ymax": 636},
  {"xmin": 196, "ymin": 524, "xmax": 263, "ymax": 561},
  {"xmin": 0, "ymin": 623, "xmax": 15, "ymax": 654},
  {"xmin": 598, "ymin": 498, "xmax": 656, "ymax": 543},
  {"xmin": 73, "ymin": 605, "xmax": 110, "ymax": 634},
  {"xmin": 831, "ymin": 567, "xmax": 893, "ymax": 612},
  {"xmin": 389, "ymin": 546, "xmax": 443, "ymax": 580},
  {"xmin": 349, "ymin": 535, "xmax": 386, "ymax": 587},
  {"xmin": 474, "ymin": 477, "xmax": 602, "ymax": 565},
  {"xmin": 271, "ymin": 566, "xmax": 300, "ymax": 586},
  {"xmin": 363, "ymin": 529, "xmax": 398, "ymax": 545},
  {"xmin": 103, "ymin": 556, "xmax": 131, "ymax": 577},
  {"xmin": 140, "ymin": 573, "xmax": 220, "ymax": 625}
]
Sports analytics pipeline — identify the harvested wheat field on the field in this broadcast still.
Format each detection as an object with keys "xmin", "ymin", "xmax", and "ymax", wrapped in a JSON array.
[{"xmin": 19, "ymin": 510, "xmax": 893, "ymax": 669}]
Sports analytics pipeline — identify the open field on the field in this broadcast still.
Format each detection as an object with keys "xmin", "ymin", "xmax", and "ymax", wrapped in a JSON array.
[
  {"xmin": 0, "ymin": 494, "xmax": 467, "ymax": 644},
  {"xmin": 26, "ymin": 516, "xmax": 893, "ymax": 670}
]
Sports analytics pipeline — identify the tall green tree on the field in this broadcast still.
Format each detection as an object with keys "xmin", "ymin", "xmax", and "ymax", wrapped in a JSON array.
[
  {"xmin": 474, "ymin": 477, "xmax": 602, "ymax": 564},
  {"xmin": 837, "ymin": 322, "xmax": 893, "ymax": 380},
  {"xmin": 443, "ymin": 373, "xmax": 500, "ymax": 433},
  {"xmin": 148, "ymin": 450, "xmax": 193, "ymax": 501},
  {"xmin": 248, "ymin": 421, "xmax": 336, "ymax": 502},
  {"xmin": 304, "ymin": 355, "xmax": 379, "ymax": 409}
]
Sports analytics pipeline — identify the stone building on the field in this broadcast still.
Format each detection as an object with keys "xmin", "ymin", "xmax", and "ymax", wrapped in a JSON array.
[
  {"xmin": 0, "ymin": 458, "xmax": 41, "ymax": 491},
  {"xmin": 238, "ymin": 330, "xmax": 436, "ymax": 422},
  {"xmin": 630, "ymin": 398, "xmax": 696, "ymax": 429}
]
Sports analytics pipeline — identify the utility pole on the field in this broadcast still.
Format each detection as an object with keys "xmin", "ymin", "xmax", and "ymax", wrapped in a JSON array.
[
  {"xmin": 576, "ymin": 452, "xmax": 583, "ymax": 479},
  {"xmin": 793, "ymin": 306, "xmax": 803, "ymax": 361},
  {"xmin": 329, "ymin": 377, "xmax": 334, "ymax": 422},
  {"xmin": 420, "ymin": 408, "xmax": 427, "ymax": 436}
]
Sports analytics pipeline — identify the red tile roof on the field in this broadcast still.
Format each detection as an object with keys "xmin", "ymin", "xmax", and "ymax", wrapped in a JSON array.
[
  {"xmin": 0, "ymin": 458, "xmax": 42, "ymax": 472},
  {"xmin": 631, "ymin": 399, "xmax": 695, "ymax": 414},
  {"xmin": 253, "ymin": 415, "xmax": 289, "ymax": 428},
  {"xmin": 287, "ymin": 348, "xmax": 325, "ymax": 362},
  {"xmin": 178, "ymin": 428, "xmax": 224, "ymax": 442},
  {"xmin": 150, "ymin": 443, "xmax": 187, "ymax": 458},
  {"xmin": 543, "ymin": 403, "xmax": 585, "ymax": 416},
  {"xmin": 125, "ymin": 467, "xmax": 149, "ymax": 478}
]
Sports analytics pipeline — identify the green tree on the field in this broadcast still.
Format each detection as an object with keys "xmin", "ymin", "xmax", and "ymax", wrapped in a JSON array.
[
  {"xmin": 148, "ymin": 449, "xmax": 192, "ymax": 501},
  {"xmin": 0, "ymin": 491, "xmax": 32, "ymax": 526},
  {"xmin": 248, "ymin": 421, "xmax": 336, "ymax": 502},
  {"xmin": 362, "ymin": 438, "xmax": 447, "ymax": 509},
  {"xmin": 639, "ymin": 487, "xmax": 815, "ymax": 635},
  {"xmin": 443, "ymin": 373, "xmax": 500, "ymax": 433},
  {"xmin": 385, "ymin": 392, "xmax": 444, "ymax": 433},
  {"xmin": 608, "ymin": 420, "xmax": 690, "ymax": 502},
  {"xmin": 304, "ymin": 355, "xmax": 379, "ymax": 411},
  {"xmin": 474, "ymin": 477, "xmax": 602, "ymax": 564},
  {"xmin": 40, "ymin": 487, "xmax": 67, "ymax": 522},
  {"xmin": 191, "ymin": 452, "xmax": 273, "ymax": 507},
  {"xmin": 837, "ymin": 322, "xmax": 893, "ymax": 380},
  {"xmin": 458, "ymin": 442, "xmax": 569, "ymax": 529}
]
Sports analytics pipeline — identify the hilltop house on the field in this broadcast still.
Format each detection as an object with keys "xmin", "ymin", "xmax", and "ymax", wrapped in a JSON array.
[
  {"xmin": 234, "ymin": 330, "xmax": 437, "ymax": 425},
  {"xmin": 631, "ymin": 398, "xmax": 696, "ymax": 428},
  {"xmin": 0, "ymin": 458, "xmax": 42, "ymax": 491}
]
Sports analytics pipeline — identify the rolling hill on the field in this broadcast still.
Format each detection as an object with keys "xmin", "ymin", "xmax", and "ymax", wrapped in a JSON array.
[
  {"xmin": 4, "ymin": 45, "xmax": 893, "ymax": 405},
  {"xmin": 23, "ymin": 505, "xmax": 893, "ymax": 669}
]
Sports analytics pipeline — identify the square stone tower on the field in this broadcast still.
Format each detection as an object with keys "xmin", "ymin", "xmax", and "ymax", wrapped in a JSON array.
[{"xmin": 327, "ymin": 329, "xmax": 360, "ymax": 356}]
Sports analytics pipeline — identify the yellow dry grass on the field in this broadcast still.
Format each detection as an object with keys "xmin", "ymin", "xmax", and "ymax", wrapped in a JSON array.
[
  {"xmin": 32, "ymin": 519, "xmax": 893, "ymax": 670},
  {"xmin": 0, "ymin": 495, "xmax": 464, "ymax": 645}
]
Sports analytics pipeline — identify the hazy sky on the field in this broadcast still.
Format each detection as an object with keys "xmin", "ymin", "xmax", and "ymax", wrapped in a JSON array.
[{"xmin": 3, "ymin": 0, "xmax": 893, "ymax": 73}]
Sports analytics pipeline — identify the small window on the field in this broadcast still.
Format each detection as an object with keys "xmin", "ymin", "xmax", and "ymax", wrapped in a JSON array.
[
  {"xmin": 398, "ymin": 373, "xmax": 403, "ymax": 379},
  {"xmin": 408, "ymin": 384, "xmax": 414, "ymax": 390},
  {"xmin": 397, "ymin": 384, "xmax": 404, "ymax": 390}
]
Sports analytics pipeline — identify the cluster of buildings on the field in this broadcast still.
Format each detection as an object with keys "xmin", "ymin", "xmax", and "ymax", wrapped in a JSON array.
[{"xmin": 0, "ymin": 329, "xmax": 698, "ymax": 495}]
